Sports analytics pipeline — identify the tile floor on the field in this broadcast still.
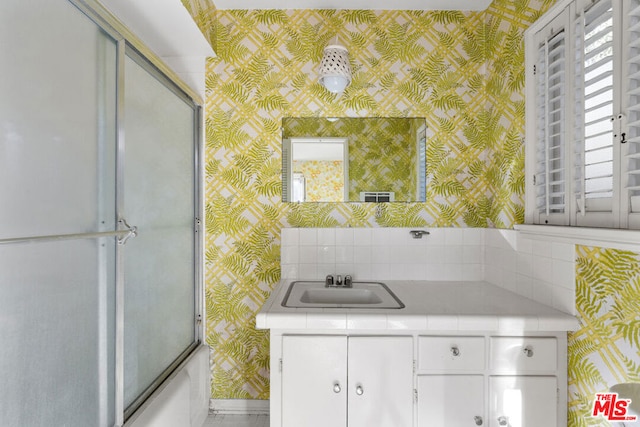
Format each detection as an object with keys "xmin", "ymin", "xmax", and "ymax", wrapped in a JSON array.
[{"xmin": 202, "ymin": 414, "xmax": 269, "ymax": 427}]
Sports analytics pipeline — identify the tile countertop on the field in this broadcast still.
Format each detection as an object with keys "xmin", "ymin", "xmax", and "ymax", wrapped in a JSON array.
[{"xmin": 256, "ymin": 280, "xmax": 580, "ymax": 332}]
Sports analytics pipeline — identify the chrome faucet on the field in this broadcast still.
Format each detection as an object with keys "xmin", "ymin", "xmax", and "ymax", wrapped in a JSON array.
[
  {"xmin": 325, "ymin": 274, "xmax": 335, "ymax": 287},
  {"xmin": 344, "ymin": 275, "xmax": 353, "ymax": 288},
  {"xmin": 325, "ymin": 274, "xmax": 353, "ymax": 288}
]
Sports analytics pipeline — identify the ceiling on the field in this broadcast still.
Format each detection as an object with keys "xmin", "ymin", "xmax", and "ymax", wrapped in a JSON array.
[{"xmin": 212, "ymin": 0, "xmax": 493, "ymax": 11}]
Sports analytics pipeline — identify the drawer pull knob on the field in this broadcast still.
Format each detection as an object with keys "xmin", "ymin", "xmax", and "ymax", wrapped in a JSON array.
[
  {"xmin": 497, "ymin": 416, "xmax": 509, "ymax": 426},
  {"xmin": 451, "ymin": 346, "xmax": 460, "ymax": 357},
  {"xmin": 474, "ymin": 415, "xmax": 483, "ymax": 425},
  {"xmin": 333, "ymin": 383, "xmax": 341, "ymax": 393},
  {"xmin": 523, "ymin": 346, "xmax": 534, "ymax": 357},
  {"xmin": 355, "ymin": 385, "xmax": 364, "ymax": 396}
]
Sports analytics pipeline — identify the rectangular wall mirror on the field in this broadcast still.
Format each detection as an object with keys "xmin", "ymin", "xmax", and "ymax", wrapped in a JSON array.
[{"xmin": 282, "ymin": 117, "xmax": 427, "ymax": 203}]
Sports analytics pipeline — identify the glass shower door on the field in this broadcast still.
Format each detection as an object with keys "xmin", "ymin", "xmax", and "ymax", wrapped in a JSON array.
[
  {"xmin": 0, "ymin": 1, "xmax": 118, "ymax": 425},
  {"xmin": 122, "ymin": 52, "xmax": 198, "ymax": 415}
]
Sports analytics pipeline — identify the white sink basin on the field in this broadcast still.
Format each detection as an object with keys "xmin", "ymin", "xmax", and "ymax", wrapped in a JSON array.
[{"xmin": 282, "ymin": 281, "xmax": 404, "ymax": 309}]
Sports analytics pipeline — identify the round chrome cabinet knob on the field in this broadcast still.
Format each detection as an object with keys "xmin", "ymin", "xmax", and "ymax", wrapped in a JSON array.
[
  {"xmin": 333, "ymin": 383, "xmax": 341, "ymax": 393},
  {"xmin": 451, "ymin": 346, "xmax": 460, "ymax": 357},
  {"xmin": 355, "ymin": 385, "xmax": 364, "ymax": 395}
]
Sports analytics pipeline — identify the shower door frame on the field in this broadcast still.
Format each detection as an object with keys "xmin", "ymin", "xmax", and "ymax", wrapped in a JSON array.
[{"xmin": 65, "ymin": 1, "xmax": 205, "ymax": 425}]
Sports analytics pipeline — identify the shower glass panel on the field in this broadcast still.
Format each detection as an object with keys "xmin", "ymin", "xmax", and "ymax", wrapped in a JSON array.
[
  {"xmin": 122, "ymin": 53, "xmax": 197, "ymax": 411},
  {"xmin": 0, "ymin": 1, "xmax": 117, "ymax": 426},
  {"xmin": 0, "ymin": 239, "xmax": 116, "ymax": 427},
  {"xmin": 2, "ymin": 0, "xmax": 202, "ymax": 424},
  {"xmin": 0, "ymin": 0, "xmax": 117, "ymax": 238}
]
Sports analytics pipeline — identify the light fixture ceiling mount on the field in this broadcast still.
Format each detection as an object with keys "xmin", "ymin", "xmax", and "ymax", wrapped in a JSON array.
[{"xmin": 318, "ymin": 42, "xmax": 352, "ymax": 94}]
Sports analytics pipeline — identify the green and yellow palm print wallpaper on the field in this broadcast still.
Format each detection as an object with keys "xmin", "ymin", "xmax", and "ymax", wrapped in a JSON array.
[
  {"xmin": 193, "ymin": 0, "xmax": 557, "ymax": 400},
  {"xmin": 569, "ymin": 247, "xmax": 640, "ymax": 426},
  {"xmin": 292, "ymin": 160, "xmax": 345, "ymax": 202},
  {"xmin": 185, "ymin": 1, "xmax": 640, "ymax": 419}
]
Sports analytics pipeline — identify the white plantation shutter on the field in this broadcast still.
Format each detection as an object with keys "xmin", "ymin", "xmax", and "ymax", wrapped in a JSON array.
[
  {"xmin": 534, "ymin": 17, "xmax": 569, "ymax": 224},
  {"xmin": 574, "ymin": 0, "xmax": 617, "ymax": 226},
  {"xmin": 623, "ymin": 0, "xmax": 640, "ymax": 228},
  {"xmin": 527, "ymin": 0, "xmax": 640, "ymax": 229}
]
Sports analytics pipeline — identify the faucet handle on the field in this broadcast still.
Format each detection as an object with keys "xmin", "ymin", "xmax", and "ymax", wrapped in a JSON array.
[
  {"xmin": 344, "ymin": 275, "xmax": 353, "ymax": 287},
  {"xmin": 336, "ymin": 275, "xmax": 342, "ymax": 285},
  {"xmin": 325, "ymin": 274, "xmax": 334, "ymax": 287}
]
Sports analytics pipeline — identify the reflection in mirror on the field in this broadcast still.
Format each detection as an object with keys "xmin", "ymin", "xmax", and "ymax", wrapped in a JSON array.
[{"xmin": 282, "ymin": 117, "xmax": 427, "ymax": 202}]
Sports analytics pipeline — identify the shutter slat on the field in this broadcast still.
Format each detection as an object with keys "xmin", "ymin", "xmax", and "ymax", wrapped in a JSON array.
[
  {"xmin": 584, "ymin": 40, "xmax": 613, "ymax": 63},
  {"xmin": 584, "ymin": 12, "xmax": 612, "ymax": 36},
  {"xmin": 628, "ymin": 52, "xmax": 640, "ymax": 64},
  {"xmin": 584, "ymin": 55, "xmax": 613, "ymax": 75},
  {"xmin": 584, "ymin": 70, "xmax": 613, "ymax": 88},
  {"xmin": 627, "ymin": 85, "xmax": 640, "ymax": 96},
  {"xmin": 584, "ymin": 99, "xmax": 612, "ymax": 114},
  {"xmin": 585, "ymin": 171, "xmax": 614, "ymax": 179}
]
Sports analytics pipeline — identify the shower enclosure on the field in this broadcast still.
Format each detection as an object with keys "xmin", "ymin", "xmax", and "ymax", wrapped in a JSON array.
[{"xmin": 0, "ymin": 0, "xmax": 203, "ymax": 425}]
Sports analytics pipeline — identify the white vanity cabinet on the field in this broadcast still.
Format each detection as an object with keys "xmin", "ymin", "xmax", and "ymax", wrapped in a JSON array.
[
  {"xmin": 259, "ymin": 279, "xmax": 576, "ymax": 427},
  {"xmin": 280, "ymin": 335, "xmax": 413, "ymax": 427},
  {"xmin": 417, "ymin": 374, "xmax": 485, "ymax": 425},
  {"xmin": 416, "ymin": 335, "xmax": 564, "ymax": 427},
  {"xmin": 489, "ymin": 376, "xmax": 557, "ymax": 427},
  {"xmin": 489, "ymin": 337, "xmax": 559, "ymax": 427}
]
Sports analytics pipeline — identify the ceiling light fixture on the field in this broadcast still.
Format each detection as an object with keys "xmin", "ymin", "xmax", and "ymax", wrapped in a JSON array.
[{"xmin": 318, "ymin": 40, "xmax": 352, "ymax": 94}]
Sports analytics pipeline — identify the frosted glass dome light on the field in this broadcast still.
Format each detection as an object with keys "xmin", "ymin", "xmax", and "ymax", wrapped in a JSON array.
[{"xmin": 318, "ymin": 44, "xmax": 352, "ymax": 94}]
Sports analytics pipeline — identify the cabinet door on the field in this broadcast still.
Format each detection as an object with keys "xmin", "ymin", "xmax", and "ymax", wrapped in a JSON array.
[
  {"xmin": 348, "ymin": 336, "xmax": 413, "ymax": 427},
  {"xmin": 282, "ymin": 336, "xmax": 348, "ymax": 427},
  {"xmin": 489, "ymin": 376, "xmax": 557, "ymax": 427},
  {"xmin": 417, "ymin": 375, "xmax": 484, "ymax": 426}
]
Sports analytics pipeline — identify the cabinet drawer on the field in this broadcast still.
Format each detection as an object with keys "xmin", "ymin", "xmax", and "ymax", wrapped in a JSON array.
[
  {"xmin": 490, "ymin": 337, "xmax": 557, "ymax": 372},
  {"xmin": 418, "ymin": 336, "xmax": 485, "ymax": 371}
]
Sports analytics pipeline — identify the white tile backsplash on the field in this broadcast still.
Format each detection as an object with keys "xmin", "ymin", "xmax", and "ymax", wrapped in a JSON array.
[
  {"xmin": 352, "ymin": 228, "xmax": 372, "ymax": 246},
  {"xmin": 299, "ymin": 229, "xmax": 317, "ymax": 246},
  {"xmin": 280, "ymin": 227, "xmax": 577, "ymax": 315},
  {"xmin": 335, "ymin": 228, "xmax": 354, "ymax": 246},
  {"xmin": 317, "ymin": 228, "xmax": 336, "ymax": 246},
  {"xmin": 484, "ymin": 229, "xmax": 576, "ymax": 315}
]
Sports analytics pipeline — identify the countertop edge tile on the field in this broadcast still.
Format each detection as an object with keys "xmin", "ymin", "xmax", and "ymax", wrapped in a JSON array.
[
  {"xmin": 257, "ymin": 279, "xmax": 579, "ymax": 332},
  {"xmin": 347, "ymin": 314, "xmax": 388, "ymax": 330}
]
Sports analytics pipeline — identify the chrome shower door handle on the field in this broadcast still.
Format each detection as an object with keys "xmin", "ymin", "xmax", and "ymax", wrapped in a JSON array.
[{"xmin": 117, "ymin": 218, "xmax": 137, "ymax": 245}]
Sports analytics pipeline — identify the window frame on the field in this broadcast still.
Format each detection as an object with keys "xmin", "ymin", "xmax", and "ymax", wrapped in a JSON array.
[{"xmin": 525, "ymin": 0, "xmax": 637, "ymax": 229}]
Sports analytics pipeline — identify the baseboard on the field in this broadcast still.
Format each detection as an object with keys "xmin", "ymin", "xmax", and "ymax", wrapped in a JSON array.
[{"xmin": 209, "ymin": 399, "xmax": 270, "ymax": 415}]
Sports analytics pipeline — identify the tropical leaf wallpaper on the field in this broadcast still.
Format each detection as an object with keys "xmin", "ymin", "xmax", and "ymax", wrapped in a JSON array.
[
  {"xmin": 186, "ymin": 0, "xmax": 563, "ymax": 400},
  {"xmin": 568, "ymin": 246, "xmax": 640, "ymax": 426},
  {"xmin": 283, "ymin": 117, "xmax": 420, "ymax": 201},
  {"xmin": 292, "ymin": 160, "xmax": 344, "ymax": 202}
]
